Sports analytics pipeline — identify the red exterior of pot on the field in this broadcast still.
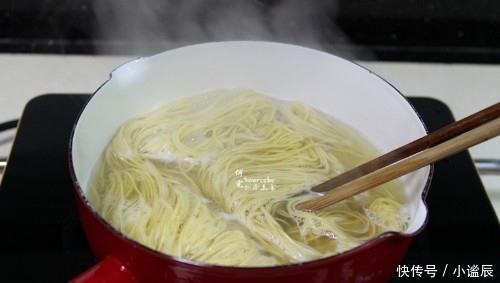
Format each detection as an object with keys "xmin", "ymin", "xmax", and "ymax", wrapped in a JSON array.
[{"xmin": 71, "ymin": 186, "xmax": 418, "ymax": 283}]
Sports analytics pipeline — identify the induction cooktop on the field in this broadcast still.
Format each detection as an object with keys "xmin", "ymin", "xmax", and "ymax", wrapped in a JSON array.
[{"xmin": 0, "ymin": 94, "xmax": 498, "ymax": 282}]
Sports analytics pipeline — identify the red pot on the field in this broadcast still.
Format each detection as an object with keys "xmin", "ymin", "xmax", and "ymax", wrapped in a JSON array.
[{"xmin": 69, "ymin": 41, "xmax": 432, "ymax": 283}]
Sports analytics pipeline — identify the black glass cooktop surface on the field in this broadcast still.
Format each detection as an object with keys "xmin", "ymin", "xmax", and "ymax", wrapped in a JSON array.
[{"xmin": 0, "ymin": 94, "xmax": 498, "ymax": 282}]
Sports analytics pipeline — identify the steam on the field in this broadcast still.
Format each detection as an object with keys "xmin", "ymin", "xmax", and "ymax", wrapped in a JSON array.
[{"xmin": 92, "ymin": 0, "xmax": 352, "ymax": 56}]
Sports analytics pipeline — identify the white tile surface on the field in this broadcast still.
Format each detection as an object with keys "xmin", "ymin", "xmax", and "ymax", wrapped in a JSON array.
[
  {"xmin": 0, "ymin": 53, "xmax": 499, "ymax": 217},
  {"xmin": 358, "ymin": 61, "xmax": 500, "ymax": 161}
]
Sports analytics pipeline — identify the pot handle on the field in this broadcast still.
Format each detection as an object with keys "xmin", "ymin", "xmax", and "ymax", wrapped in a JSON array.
[{"xmin": 69, "ymin": 256, "xmax": 138, "ymax": 283}]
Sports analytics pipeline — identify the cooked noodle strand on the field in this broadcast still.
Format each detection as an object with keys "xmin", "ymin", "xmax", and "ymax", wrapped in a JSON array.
[{"xmin": 88, "ymin": 89, "xmax": 408, "ymax": 267}]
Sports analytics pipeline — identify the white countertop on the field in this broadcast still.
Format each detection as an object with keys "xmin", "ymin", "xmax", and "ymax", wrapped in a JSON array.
[{"xmin": 1, "ymin": 53, "xmax": 499, "ymax": 215}]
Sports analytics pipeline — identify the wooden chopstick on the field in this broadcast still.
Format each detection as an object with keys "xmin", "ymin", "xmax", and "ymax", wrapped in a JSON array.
[
  {"xmin": 299, "ymin": 116, "xmax": 500, "ymax": 211},
  {"xmin": 311, "ymin": 102, "xmax": 500, "ymax": 193}
]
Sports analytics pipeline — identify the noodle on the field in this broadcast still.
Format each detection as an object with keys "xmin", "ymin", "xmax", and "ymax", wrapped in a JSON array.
[{"xmin": 88, "ymin": 89, "xmax": 409, "ymax": 267}]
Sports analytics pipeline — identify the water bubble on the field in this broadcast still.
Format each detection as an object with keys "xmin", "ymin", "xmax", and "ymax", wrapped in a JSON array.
[{"xmin": 204, "ymin": 130, "xmax": 213, "ymax": 137}]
